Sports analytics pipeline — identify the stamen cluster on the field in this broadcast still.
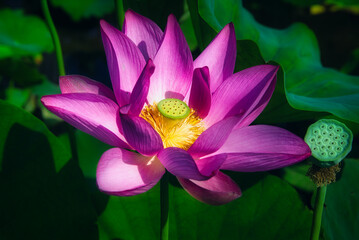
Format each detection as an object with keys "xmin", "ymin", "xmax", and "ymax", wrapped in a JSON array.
[{"xmin": 141, "ymin": 103, "xmax": 205, "ymax": 150}]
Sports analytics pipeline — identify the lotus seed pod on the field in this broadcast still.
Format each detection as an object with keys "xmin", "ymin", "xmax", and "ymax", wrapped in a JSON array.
[
  {"xmin": 157, "ymin": 98, "xmax": 190, "ymax": 119},
  {"xmin": 305, "ymin": 119, "xmax": 353, "ymax": 167}
]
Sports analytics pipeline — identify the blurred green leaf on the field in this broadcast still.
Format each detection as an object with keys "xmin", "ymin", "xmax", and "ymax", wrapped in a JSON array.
[
  {"xmin": 0, "ymin": 100, "xmax": 69, "ymax": 172},
  {"xmin": 180, "ymin": 2, "xmax": 198, "ymax": 51},
  {"xmin": 198, "ymin": 0, "xmax": 359, "ymax": 124},
  {"xmin": 0, "ymin": 9, "xmax": 53, "ymax": 59},
  {"xmin": 65, "ymin": 109, "xmax": 315, "ymax": 240},
  {"xmin": 0, "ymin": 100, "xmax": 98, "ymax": 239},
  {"xmin": 5, "ymin": 85, "xmax": 31, "ymax": 107},
  {"xmin": 280, "ymin": 163, "xmax": 315, "ymax": 192},
  {"xmin": 170, "ymin": 174, "xmax": 312, "ymax": 240},
  {"xmin": 76, "ymin": 130, "xmax": 110, "ymax": 178},
  {"xmin": 234, "ymin": 40, "xmax": 323, "ymax": 123},
  {"xmin": 322, "ymin": 158, "xmax": 359, "ymax": 240},
  {"xmin": 186, "ymin": 0, "xmax": 217, "ymax": 51},
  {"xmin": 283, "ymin": 0, "xmax": 323, "ymax": 7},
  {"xmin": 326, "ymin": 0, "xmax": 359, "ymax": 6},
  {"xmin": 50, "ymin": 0, "xmax": 114, "ymax": 21},
  {"xmin": 124, "ymin": 0, "xmax": 185, "ymax": 29},
  {"xmin": 0, "ymin": 58, "xmax": 45, "ymax": 87},
  {"xmin": 235, "ymin": 39, "xmax": 265, "ymax": 71},
  {"xmin": 32, "ymin": 78, "xmax": 61, "ymax": 97},
  {"xmin": 97, "ymin": 187, "xmax": 160, "ymax": 240},
  {"xmin": 340, "ymin": 48, "xmax": 359, "ymax": 74},
  {"xmin": 94, "ymin": 173, "xmax": 312, "ymax": 239},
  {"xmin": 74, "ymin": 123, "xmax": 312, "ymax": 239}
]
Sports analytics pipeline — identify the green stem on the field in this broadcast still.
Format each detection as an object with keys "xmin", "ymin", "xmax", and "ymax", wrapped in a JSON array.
[
  {"xmin": 114, "ymin": 0, "xmax": 125, "ymax": 30},
  {"xmin": 41, "ymin": 0, "xmax": 65, "ymax": 76},
  {"xmin": 41, "ymin": 0, "xmax": 78, "ymax": 163},
  {"xmin": 66, "ymin": 125, "xmax": 78, "ymax": 163},
  {"xmin": 160, "ymin": 172, "xmax": 169, "ymax": 240},
  {"xmin": 310, "ymin": 185, "xmax": 327, "ymax": 240}
]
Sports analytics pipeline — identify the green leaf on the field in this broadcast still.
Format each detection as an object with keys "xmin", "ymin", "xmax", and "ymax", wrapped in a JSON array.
[
  {"xmin": 170, "ymin": 174, "xmax": 312, "ymax": 240},
  {"xmin": 5, "ymin": 85, "xmax": 31, "ymax": 108},
  {"xmin": 186, "ymin": 0, "xmax": 217, "ymax": 51},
  {"xmin": 124, "ymin": 0, "xmax": 185, "ymax": 29},
  {"xmin": 340, "ymin": 48, "xmax": 359, "ymax": 74},
  {"xmin": 0, "ymin": 9, "xmax": 53, "ymax": 59},
  {"xmin": 72, "ymin": 122, "xmax": 313, "ymax": 239},
  {"xmin": 179, "ymin": 2, "xmax": 198, "ymax": 51},
  {"xmin": 74, "ymin": 126, "xmax": 313, "ymax": 239},
  {"xmin": 326, "ymin": 0, "xmax": 359, "ymax": 6},
  {"xmin": 0, "ymin": 100, "xmax": 98, "ymax": 239},
  {"xmin": 0, "ymin": 58, "xmax": 45, "ymax": 87},
  {"xmin": 97, "ymin": 187, "xmax": 160, "ymax": 240},
  {"xmin": 283, "ymin": 0, "xmax": 323, "ymax": 7},
  {"xmin": 94, "ymin": 172, "xmax": 312, "ymax": 239},
  {"xmin": 234, "ymin": 40, "xmax": 324, "ymax": 123},
  {"xmin": 76, "ymin": 130, "xmax": 110, "ymax": 178},
  {"xmin": 322, "ymin": 158, "xmax": 359, "ymax": 240},
  {"xmin": 32, "ymin": 78, "xmax": 61, "ymax": 97},
  {"xmin": 50, "ymin": 0, "xmax": 114, "ymax": 21},
  {"xmin": 280, "ymin": 163, "xmax": 315, "ymax": 193},
  {"xmin": 198, "ymin": 0, "xmax": 359, "ymax": 123},
  {"xmin": 234, "ymin": 39, "xmax": 265, "ymax": 71},
  {"xmin": 0, "ymin": 100, "xmax": 69, "ymax": 172}
]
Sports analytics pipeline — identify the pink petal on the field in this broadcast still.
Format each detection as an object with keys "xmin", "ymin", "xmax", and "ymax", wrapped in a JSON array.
[
  {"xmin": 235, "ymin": 77, "xmax": 276, "ymax": 128},
  {"xmin": 188, "ymin": 116, "xmax": 240, "ymax": 158},
  {"xmin": 157, "ymin": 148, "xmax": 224, "ymax": 180},
  {"xmin": 96, "ymin": 148, "xmax": 165, "ymax": 196},
  {"xmin": 194, "ymin": 23, "xmax": 236, "ymax": 93},
  {"xmin": 205, "ymin": 65, "xmax": 278, "ymax": 127},
  {"xmin": 147, "ymin": 14, "xmax": 193, "ymax": 103},
  {"xmin": 123, "ymin": 9, "xmax": 163, "ymax": 60},
  {"xmin": 128, "ymin": 59, "xmax": 155, "ymax": 115},
  {"xmin": 120, "ymin": 114, "xmax": 163, "ymax": 156},
  {"xmin": 189, "ymin": 67, "xmax": 211, "ymax": 118},
  {"xmin": 59, "ymin": 75, "xmax": 116, "ymax": 101},
  {"xmin": 178, "ymin": 171, "xmax": 241, "ymax": 205},
  {"xmin": 195, "ymin": 154, "xmax": 227, "ymax": 177},
  {"xmin": 216, "ymin": 125, "xmax": 311, "ymax": 172},
  {"xmin": 41, "ymin": 93, "xmax": 129, "ymax": 148},
  {"xmin": 100, "ymin": 20, "xmax": 145, "ymax": 106}
]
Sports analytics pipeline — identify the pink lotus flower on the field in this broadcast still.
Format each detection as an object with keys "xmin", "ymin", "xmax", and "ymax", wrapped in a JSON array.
[{"xmin": 41, "ymin": 10, "xmax": 311, "ymax": 205}]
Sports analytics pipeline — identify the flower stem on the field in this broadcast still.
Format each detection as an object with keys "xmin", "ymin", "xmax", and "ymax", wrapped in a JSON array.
[
  {"xmin": 41, "ymin": 0, "xmax": 78, "ymax": 162},
  {"xmin": 160, "ymin": 172, "xmax": 169, "ymax": 240},
  {"xmin": 310, "ymin": 185, "xmax": 327, "ymax": 240},
  {"xmin": 114, "ymin": 0, "xmax": 125, "ymax": 30},
  {"xmin": 41, "ymin": 0, "xmax": 65, "ymax": 76}
]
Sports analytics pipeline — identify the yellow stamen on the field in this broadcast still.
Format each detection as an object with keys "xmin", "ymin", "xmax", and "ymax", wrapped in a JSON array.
[{"xmin": 140, "ymin": 103, "xmax": 205, "ymax": 150}]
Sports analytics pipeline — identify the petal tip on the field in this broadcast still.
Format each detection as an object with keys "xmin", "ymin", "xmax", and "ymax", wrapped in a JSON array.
[
  {"xmin": 125, "ymin": 8, "xmax": 136, "ymax": 15},
  {"xmin": 226, "ymin": 22, "xmax": 235, "ymax": 33},
  {"xmin": 124, "ymin": 9, "xmax": 138, "ymax": 23},
  {"xmin": 100, "ymin": 19, "xmax": 114, "ymax": 32},
  {"xmin": 167, "ymin": 14, "xmax": 180, "ymax": 28},
  {"xmin": 99, "ymin": 19, "xmax": 107, "ymax": 27},
  {"xmin": 40, "ymin": 95, "xmax": 50, "ymax": 105}
]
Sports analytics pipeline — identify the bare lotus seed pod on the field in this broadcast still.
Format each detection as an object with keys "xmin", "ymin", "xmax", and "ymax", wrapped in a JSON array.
[{"xmin": 305, "ymin": 119, "xmax": 353, "ymax": 167}]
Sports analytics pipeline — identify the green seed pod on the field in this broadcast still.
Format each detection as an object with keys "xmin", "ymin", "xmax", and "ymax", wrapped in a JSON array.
[
  {"xmin": 305, "ymin": 119, "xmax": 353, "ymax": 167},
  {"xmin": 157, "ymin": 98, "xmax": 190, "ymax": 119}
]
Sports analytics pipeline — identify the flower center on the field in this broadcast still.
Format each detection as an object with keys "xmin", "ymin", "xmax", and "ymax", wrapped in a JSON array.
[
  {"xmin": 157, "ymin": 98, "xmax": 190, "ymax": 119},
  {"xmin": 140, "ymin": 99, "xmax": 205, "ymax": 150}
]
